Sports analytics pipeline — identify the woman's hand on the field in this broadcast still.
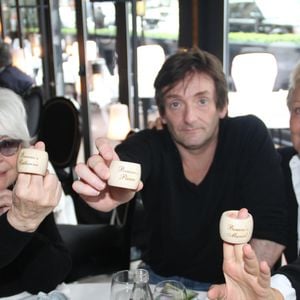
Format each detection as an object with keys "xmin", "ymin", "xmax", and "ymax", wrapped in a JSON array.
[
  {"xmin": 72, "ymin": 137, "xmax": 143, "ymax": 212},
  {"xmin": 0, "ymin": 189, "xmax": 12, "ymax": 215},
  {"xmin": 148, "ymin": 117, "xmax": 163, "ymax": 130},
  {"xmin": 6, "ymin": 141, "xmax": 62, "ymax": 232}
]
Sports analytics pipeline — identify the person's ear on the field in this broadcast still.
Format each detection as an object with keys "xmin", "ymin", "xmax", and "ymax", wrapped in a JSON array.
[
  {"xmin": 159, "ymin": 112, "xmax": 167, "ymax": 124},
  {"xmin": 219, "ymin": 105, "xmax": 228, "ymax": 119}
]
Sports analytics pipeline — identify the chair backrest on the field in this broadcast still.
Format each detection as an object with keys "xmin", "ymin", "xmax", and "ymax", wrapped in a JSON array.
[
  {"xmin": 23, "ymin": 85, "xmax": 43, "ymax": 139},
  {"xmin": 231, "ymin": 52, "xmax": 278, "ymax": 93},
  {"xmin": 38, "ymin": 96, "xmax": 81, "ymax": 168},
  {"xmin": 58, "ymin": 196, "xmax": 137, "ymax": 282},
  {"xmin": 137, "ymin": 44, "xmax": 165, "ymax": 98},
  {"xmin": 38, "ymin": 96, "xmax": 81, "ymax": 195}
]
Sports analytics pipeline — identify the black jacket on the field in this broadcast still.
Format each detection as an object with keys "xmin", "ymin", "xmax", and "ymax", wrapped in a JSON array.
[{"xmin": 278, "ymin": 146, "xmax": 299, "ymax": 263}]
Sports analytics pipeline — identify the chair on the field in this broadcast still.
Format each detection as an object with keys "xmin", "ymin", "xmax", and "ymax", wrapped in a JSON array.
[
  {"xmin": 137, "ymin": 44, "xmax": 165, "ymax": 128},
  {"xmin": 38, "ymin": 96, "xmax": 81, "ymax": 195},
  {"xmin": 38, "ymin": 96, "xmax": 136, "ymax": 282},
  {"xmin": 23, "ymin": 85, "xmax": 43, "ymax": 139},
  {"xmin": 59, "ymin": 198, "xmax": 136, "ymax": 282},
  {"xmin": 231, "ymin": 52, "xmax": 278, "ymax": 93}
]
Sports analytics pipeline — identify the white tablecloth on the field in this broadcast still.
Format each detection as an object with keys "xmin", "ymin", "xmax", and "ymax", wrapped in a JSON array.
[{"xmin": 0, "ymin": 282, "xmax": 208, "ymax": 300}]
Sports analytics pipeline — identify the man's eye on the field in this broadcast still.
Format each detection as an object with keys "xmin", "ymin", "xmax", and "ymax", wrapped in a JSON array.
[
  {"xmin": 169, "ymin": 101, "xmax": 181, "ymax": 109},
  {"xmin": 198, "ymin": 98, "xmax": 208, "ymax": 105}
]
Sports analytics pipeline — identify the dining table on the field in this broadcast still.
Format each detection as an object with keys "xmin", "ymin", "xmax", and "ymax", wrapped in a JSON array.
[{"xmin": 0, "ymin": 282, "xmax": 208, "ymax": 300}]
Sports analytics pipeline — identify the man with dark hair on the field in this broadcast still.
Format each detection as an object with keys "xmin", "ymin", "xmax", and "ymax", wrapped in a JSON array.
[
  {"xmin": 73, "ymin": 47, "xmax": 288, "ymax": 291},
  {"xmin": 0, "ymin": 41, "xmax": 34, "ymax": 96}
]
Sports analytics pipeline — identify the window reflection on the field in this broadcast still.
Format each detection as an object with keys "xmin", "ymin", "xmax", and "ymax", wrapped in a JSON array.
[
  {"xmin": 227, "ymin": 0, "xmax": 300, "ymax": 145},
  {"xmin": 228, "ymin": 0, "xmax": 300, "ymax": 92},
  {"xmin": 58, "ymin": 0, "xmax": 178, "ymax": 128}
]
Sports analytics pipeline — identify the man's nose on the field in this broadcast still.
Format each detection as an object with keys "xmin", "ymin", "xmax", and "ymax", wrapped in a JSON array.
[{"xmin": 183, "ymin": 104, "xmax": 197, "ymax": 123}]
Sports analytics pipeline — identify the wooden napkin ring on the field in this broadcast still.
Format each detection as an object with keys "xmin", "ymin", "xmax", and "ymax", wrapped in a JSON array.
[
  {"xmin": 108, "ymin": 160, "xmax": 141, "ymax": 190},
  {"xmin": 219, "ymin": 210, "xmax": 253, "ymax": 244},
  {"xmin": 17, "ymin": 148, "xmax": 48, "ymax": 176}
]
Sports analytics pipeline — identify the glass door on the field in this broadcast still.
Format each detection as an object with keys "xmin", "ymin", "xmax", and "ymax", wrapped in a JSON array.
[{"xmin": 226, "ymin": 0, "xmax": 300, "ymax": 146}]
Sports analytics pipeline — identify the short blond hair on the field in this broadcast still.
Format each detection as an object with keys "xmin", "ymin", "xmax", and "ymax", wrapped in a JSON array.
[
  {"xmin": 287, "ymin": 62, "xmax": 300, "ymax": 110},
  {"xmin": 0, "ymin": 87, "xmax": 31, "ymax": 147}
]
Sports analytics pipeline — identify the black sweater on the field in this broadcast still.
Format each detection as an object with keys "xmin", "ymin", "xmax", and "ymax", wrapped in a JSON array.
[
  {"xmin": 117, "ymin": 115, "xmax": 288, "ymax": 284},
  {"xmin": 0, "ymin": 213, "xmax": 72, "ymax": 297}
]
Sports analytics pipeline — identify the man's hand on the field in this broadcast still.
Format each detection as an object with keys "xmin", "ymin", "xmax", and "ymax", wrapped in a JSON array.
[
  {"xmin": 208, "ymin": 244, "xmax": 283, "ymax": 300},
  {"xmin": 207, "ymin": 209, "xmax": 284, "ymax": 300},
  {"xmin": 72, "ymin": 137, "xmax": 143, "ymax": 212}
]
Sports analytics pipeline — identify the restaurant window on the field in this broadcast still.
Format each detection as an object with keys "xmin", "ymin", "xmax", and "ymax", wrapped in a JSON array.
[
  {"xmin": 57, "ymin": 0, "xmax": 179, "ymax": 157},
  {"xmin": 58, "ymin": 0, "xmax": 179, "ymax": 134},
  {"xmin": 226, "ymin": 0, "xmax": 300, "ymax": 146},
  {"xmin": 0, "ymin": 0, "xmax": 179, "ymax": 157},
  {"xmin": 59, "ymin": 0, "xmax": 178, "ymax": 106},
  {"xmin": 0, "ymin": 0, "xmax": 43, "ymax": 86}
]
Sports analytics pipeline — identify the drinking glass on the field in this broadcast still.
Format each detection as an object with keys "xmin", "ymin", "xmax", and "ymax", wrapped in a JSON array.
[
  {"xmin": 153, "ymin": 280, "xmax": 187, "ymax": 300},
  {"xmin": 110, "ymin": 270, "xmax": 134, "ymax": 300}
]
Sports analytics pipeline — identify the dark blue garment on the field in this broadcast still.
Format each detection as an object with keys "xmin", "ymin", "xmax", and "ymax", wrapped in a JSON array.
[{"xmin": 0, "ymin": 65, "xmax": 34, "ymax": 96}]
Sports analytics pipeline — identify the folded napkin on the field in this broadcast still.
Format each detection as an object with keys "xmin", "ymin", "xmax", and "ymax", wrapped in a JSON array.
[
  {"xmin": 159, "ymin": 282, "xmax": 198, "ymax": 299},
  {"xmin": 19, "ymin": 283, "xmax": 70, "ymax": 300},
  {"xmin": 21, "ymin": 291, "xmax": 68, "ymax": 300}
]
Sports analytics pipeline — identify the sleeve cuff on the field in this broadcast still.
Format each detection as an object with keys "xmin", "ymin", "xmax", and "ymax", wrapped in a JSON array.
[{"xmin": 271, "ymin": 274, "xmax": 296, "ymax": 300}]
